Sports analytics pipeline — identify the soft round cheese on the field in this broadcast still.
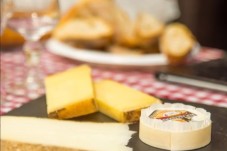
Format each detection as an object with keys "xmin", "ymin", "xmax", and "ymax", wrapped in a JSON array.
[{"xmin": 139, "ymin": 103, "xmax": 211, "ymax": 150}]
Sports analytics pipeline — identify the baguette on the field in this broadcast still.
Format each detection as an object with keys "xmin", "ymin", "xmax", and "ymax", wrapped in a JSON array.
[
  {"xmin": 53, "ymin": 0, "xmax": 196, "ymax": 57},
  {"xmin": 160, "ymin": 23, "xmax": 196, "ymax": 65},
  {"xmin": 112, "ymin": 8, "xmax": 139, "ymax": 48},
  {"xmin": 53, "ymin": 0, "xmax": 116, "ymax": 49},
  {"xmin": 136, "ymin": 13, "xmax": 164, "ymax": 38},
  {"xmin": 135, "ymin": 13, "xmax": 164, "ymax": 49},
  {"xmin": 53, "ymin": 17, "xmax": 113, "ymax": 49}
]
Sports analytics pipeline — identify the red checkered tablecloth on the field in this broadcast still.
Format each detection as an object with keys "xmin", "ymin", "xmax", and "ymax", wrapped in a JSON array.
[{"xmin": 1, "ymin": 47, "xmax": 227, "ymax": 115}]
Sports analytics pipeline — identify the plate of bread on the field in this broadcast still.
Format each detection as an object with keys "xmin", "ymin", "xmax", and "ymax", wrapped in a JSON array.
[{"xmin": 47, "ymin": 0, "xmax": 198, "ymax": 66}]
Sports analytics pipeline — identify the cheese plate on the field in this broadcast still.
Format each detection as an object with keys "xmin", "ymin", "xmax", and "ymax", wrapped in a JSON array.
[{"xmin": 5, "ymin": 95, "xmax": 227, "ymax": 151}]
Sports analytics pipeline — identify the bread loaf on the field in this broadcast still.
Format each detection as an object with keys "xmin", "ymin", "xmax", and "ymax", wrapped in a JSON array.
[
  {"xmin": 135, "ymin": 13, "xmax": 164, "ymax": 50},
  {"xmin": 53, "ymin": 0, "xmax": 115, "ymax": 49},
  {"xmin": 160, "ymin": 23, "xmax": 196, "ymax": 65},
  {"xmin": 52, "ymin": 0, "xmax": 165, "ymax": 54},
  {"xmin": 53, "ymin": 17, "xmax": 113, "ymax": 49}
]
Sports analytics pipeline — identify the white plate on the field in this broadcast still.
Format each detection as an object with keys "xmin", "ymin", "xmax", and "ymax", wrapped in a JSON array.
[{"xmin": 46, "ymin": 39, "xmax": 168, "ymax": 66}]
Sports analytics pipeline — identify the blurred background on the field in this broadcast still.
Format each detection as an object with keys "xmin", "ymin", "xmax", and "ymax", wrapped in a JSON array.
[
  {"xmin": 59, "ymin": 0, "xmax": 227, "ymax": 51},
  {"xmin": 1, "ymin": 0, "xmax": 226, "ymax": 50},
  {"xmin": 177, "ymin": 0, "xmax": 227, "ymax": 50}
]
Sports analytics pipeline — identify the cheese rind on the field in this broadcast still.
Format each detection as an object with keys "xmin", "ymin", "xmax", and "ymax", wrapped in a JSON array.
[
  {"xmin": 45, "ymin": 65, "xmax": 97, "ymax": 119},
  {"xmin": 139, "ymin": 121, "xmax": 211, "ymax": 150},
  {"xmin": 139, "ymin": 122, "xmax": 171, "ymax": 150},
  {"xmin": 171, "ymin": 124, "xmax": 211, "ymax": 150},
  {"xmin": 1, "ymin": 140, "xmax": 81, "ymax": 151},
  {"xmin": 95, "ymin": 80, "xmax": 161, "ymax": 122},
  {"xmin": 139, "ymin": 103, "xmax": 212, "ymax": 150},
  {"xmin": 48, "ymin": 99, "xmax": 97, "ymax": 119}
]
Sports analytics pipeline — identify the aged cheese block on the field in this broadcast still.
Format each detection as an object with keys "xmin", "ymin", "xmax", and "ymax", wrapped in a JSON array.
[
  {"xmin": 139, "ymin": 103, "xmax": 212, "ymax": 150},
  {"xmin": 45, "ymin": 65, "xmax": 97, "ymax": 119},
  {"xmin": 94, "ymin": 80, "xmax": 161, "ymax": 123},
  {"xmin": 1, "ymin": 116, "xmax": 134, "ymax": 151}
]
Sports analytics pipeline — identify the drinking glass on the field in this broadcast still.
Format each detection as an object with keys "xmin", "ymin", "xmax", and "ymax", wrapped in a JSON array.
[
  {"xmin": 0, "ymin": 0, "xmax": 12, "ymax": 34},
  {"xmin": 6, "ymin": 0, "xmax": 60, "ymax": 98}
]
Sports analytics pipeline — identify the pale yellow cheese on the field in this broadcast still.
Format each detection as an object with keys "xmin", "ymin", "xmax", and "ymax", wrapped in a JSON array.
[
  {"xmin": 1, "ymin": 116, "xmax": 134, "ymax": 151},
  {"xmin": 45, "ymin": 65, "xmax": 97, "ymax": 119},
  {"xmin": 94, "ymin": 80, "xmax": 161, "ymax": 123}
]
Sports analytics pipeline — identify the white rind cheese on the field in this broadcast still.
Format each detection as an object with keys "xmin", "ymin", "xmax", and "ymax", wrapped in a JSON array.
[{"xmin": 139, "ymin": 103, "xmax": 212, "ymax": 150}]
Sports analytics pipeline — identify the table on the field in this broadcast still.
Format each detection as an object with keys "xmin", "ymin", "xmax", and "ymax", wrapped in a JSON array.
[{"xmin": 1, "ymin": 46, "xmax": 227, "ymax": 115}]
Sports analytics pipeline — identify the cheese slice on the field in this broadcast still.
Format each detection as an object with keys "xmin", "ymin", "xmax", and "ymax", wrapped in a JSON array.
[
  {"xmin": 1, "ymin": 116, "xmax": 134, "ymax": 151},
  {"xmin": 139, "ymin": 103, "xmax": 212, "ymax": 150},
  {"xmin": 94, "ymin": 80, "xmax": 161, "ymax": 123},
  {"xmin": 45, "ymin": 65, "xmax": 97, "ymax": 119}
]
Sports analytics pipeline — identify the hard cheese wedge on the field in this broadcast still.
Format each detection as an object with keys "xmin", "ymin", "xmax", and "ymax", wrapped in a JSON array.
[
  {"xmin": 45, "ymin": 65, "xmax": 97, "ymax": 119},
  {"xmin": 1, "ymin": 116, "xmax": 134, "ymax": 151},
  {"xmin": 94, "ymin": 80, "xmax": 161, "ymax": 122}
]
